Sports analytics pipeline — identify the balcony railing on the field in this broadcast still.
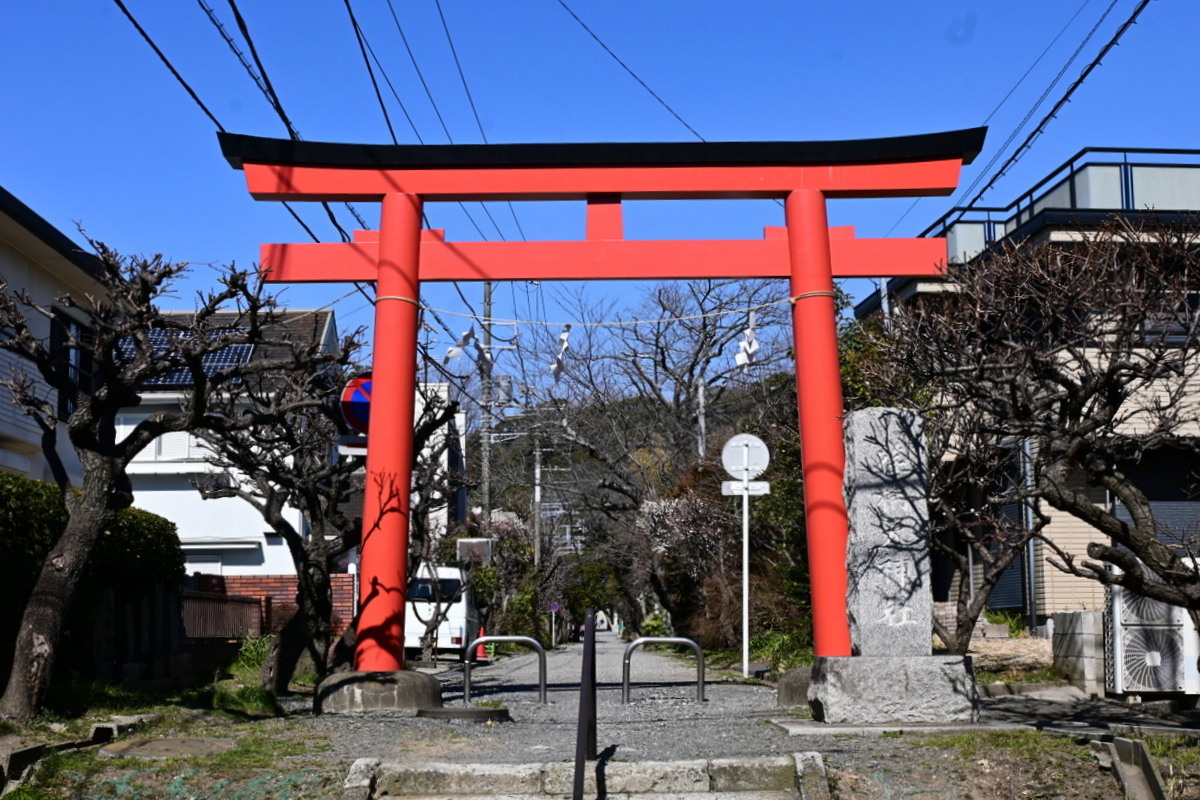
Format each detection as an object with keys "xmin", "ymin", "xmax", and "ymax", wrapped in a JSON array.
[{"xmin": 922, "ymin": 147, "xmax": 1200, "ymax": 263}]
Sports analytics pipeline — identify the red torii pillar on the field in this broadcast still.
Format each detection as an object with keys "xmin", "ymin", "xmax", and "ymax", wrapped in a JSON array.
[{"xmin": 220, "ymin": 129, "xmax": 986, "ymax": 671}]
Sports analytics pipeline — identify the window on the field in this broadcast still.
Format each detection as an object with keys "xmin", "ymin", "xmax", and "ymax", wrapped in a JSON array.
[
  {"xmin": 51, "ymin": 309, "xmax": 95, "ymax": 419},
  {"xmin": 406, "ymin": 578, "xmax": 463, "ymax": 603}
]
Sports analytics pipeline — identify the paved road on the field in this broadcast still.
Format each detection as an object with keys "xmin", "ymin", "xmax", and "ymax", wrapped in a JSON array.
[{"xmin": 450, "ymin": 629, "xmax": 708, "ymax": 707}]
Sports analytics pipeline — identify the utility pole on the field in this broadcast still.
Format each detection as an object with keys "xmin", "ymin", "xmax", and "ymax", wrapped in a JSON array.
[{"xmin": 480, "ymin": 280, "xmax": 493, "ymax": 524}]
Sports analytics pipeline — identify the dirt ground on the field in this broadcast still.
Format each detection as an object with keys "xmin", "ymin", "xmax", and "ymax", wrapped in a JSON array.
[
  {"xmin": 821, "ymin": 637, "xmax": 1200, "ymax": 800},
  {"xmin": 4, "ymin": 637, "xmax": 1199, "ymax": 799},
  {"xmin": 967, "ymin": 635, "xmax": 1054, "ymax": 672}
]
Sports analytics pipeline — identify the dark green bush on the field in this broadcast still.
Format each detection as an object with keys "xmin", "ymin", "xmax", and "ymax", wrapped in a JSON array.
[{"xmin": 0, "ymin": 472, "xmax": 184, "ymax": 670}]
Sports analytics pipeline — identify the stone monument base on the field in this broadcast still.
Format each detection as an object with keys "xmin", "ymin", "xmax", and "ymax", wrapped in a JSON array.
[
  {"xmin": 807, "ymin": 655, "xmax": 979, "ymax": 724},
  {"xmin": 315, "ymin": 670, "xmax": 443, "ymax": 714}
]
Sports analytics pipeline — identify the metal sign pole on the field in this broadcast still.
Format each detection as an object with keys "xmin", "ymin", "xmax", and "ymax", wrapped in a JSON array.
[
  {"xmin": 742, "ymin": 441, "xmax": 751, "ymax": 679},
  {"xmin": 722, "ymin": 433, "xmax": 769, "ymax": 681}
]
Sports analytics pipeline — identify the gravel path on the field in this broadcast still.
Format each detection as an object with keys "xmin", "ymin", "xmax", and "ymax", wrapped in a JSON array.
[
  {"xmin": 303, "ymin": 629, "xmax": 801, "ymax": 765},
  {"xmin": 15, "ymin": 632, "xmax": 1200, "ymax": 799}
]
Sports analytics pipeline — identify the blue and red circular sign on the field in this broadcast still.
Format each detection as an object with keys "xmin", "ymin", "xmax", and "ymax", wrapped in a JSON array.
[{"xmin": 340, "ymin": 372, "xmax": 372, "ymax": 434}]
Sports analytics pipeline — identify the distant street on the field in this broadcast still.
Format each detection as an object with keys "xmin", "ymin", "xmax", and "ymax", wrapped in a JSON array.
[{"xmin": 440, "ymin": 629, "xmax": 709, "ymax": 707}]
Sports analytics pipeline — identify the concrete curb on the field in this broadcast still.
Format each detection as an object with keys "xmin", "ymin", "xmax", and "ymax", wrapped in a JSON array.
[
  {"xmin": 1, "ymin": 713, "xmax": 161, "ymax": 795},
  {"xmin": 353, "ymin": 753, "xmax": 829, "ymax": 800},
  {"xmin": 770, "ymin": 717, "xmax": 1032, "ymax": 737}
]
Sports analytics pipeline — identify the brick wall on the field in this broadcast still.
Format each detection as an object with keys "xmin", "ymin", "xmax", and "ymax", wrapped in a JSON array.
[{"xmin": 223, "ymin": 574, "xmax": 355, "ymax": 637}]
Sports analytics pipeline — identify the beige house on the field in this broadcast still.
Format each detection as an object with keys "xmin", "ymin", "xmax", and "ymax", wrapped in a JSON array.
[
  {"xmin": 0, "ymin": 185, "xmax": 103, "ymax": 482},
  {"xmin": 857, "ymin": 146, "xmax": 1200, "ymax": 625}
]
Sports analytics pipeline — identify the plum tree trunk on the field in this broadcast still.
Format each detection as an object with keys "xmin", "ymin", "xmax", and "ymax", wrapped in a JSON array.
[
  {"xmin": 260, "ymin": 558, "xmax": 333, "ymax": 694},
  {"xmin": 0, "ymin": 486, "xmax": 115, "ymax": 720}
]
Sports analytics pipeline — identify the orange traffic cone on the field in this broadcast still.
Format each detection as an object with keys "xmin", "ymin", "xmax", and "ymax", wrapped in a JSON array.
[{"xmin": 476, "ymin": 627, "xmax": 488, "ymax": 662}]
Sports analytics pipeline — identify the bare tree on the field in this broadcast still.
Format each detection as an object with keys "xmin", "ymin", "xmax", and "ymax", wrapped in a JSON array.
[
  {"xmin": 862, "ymin": 218, "xmax": 1200, "ymax": 644},
  {"xmin": 406, "ymin": 386, "xmax": 470, "ymax": 662},
  {"xmin": 192, "ymin": 312, "xmax": 362, "ymax": 693},
  {"xmin": 491, "ymin": 278, "xmax": 796, "ymax": 637},
  {"xmin": 535, "ymin": 279, "xmax": 791, "ymax": 505},
  {"xmin": 0, "ymin": 245, "xmax": 335, "ymax": 719},
  {"xmin": 198, "ymin": 359, "xmax": 462, "ymax": 687}
]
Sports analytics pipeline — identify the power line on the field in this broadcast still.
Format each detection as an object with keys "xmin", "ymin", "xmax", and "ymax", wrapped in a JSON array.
[
  {"xmin": 111, "ymin": 0, "xmax": 225, "ymax": 132},
  {"xmin": 200, "ymin": 0, "xmax": 361, "ymax": 238},
  {"xmin": 952, "ymin": 0, "xmax": 1130, "ymax": 213},
  {"xmin": 422, "ymin": 295, "xmax": 795, "ymax": 330},
  {"xmin": 429, "ymin": 0, "xmax": 525, "ymax": 242},
  {"xmin": 196, "ymin": 0, "xmax": 271, "ymax": 106},
  {"xmin": 361, "ymin": 28, "xmax": 426, "ymax": 143},
  {"xmin": 981, "ymin": 0, "xmax": 1097, "ymax": 126},
  {"xmin": 556, "ymin": 0, "xmax": 705, "ymax": 142},
  {"xmin": 224, "ymin": 0, "xmax": 298, "ymax": 138},
  {"xmin": 113, "ymin": 0, "xmax": 380, "ymax": 321},
  {"xmin": 342, "ymin": 0, "xmax": 399, "ymax": 144},
  {"xmin": 433, "ymin": 0, "xmax": 489, "ymax": 144},
  {"xmin": 884, "ymin": 0, "xmax": 1100, "ymax": 236},
  {"xmin": 385, "ymin": 0, "xmax": 453, "ymax": 142}
]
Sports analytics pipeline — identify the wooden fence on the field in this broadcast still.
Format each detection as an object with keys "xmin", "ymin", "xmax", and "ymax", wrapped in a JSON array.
[{"xmin": 180, "ymin": 591, "xmax": 263, "ymax": 639}]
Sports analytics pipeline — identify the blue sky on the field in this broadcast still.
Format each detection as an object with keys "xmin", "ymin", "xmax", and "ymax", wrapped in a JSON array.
[{"xmin": 2, "ymin": 0, "xmax": 1198, "ymax": 362}]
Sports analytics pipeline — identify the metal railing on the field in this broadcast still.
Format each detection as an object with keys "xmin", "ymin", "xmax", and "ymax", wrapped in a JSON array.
[
  {"xmin": 463, "ymin": 635, "xmax": 547, "ymax": 703},
  {"xmin": 622, "ymin": 636, "xmax": 705, "ymax": 703}
]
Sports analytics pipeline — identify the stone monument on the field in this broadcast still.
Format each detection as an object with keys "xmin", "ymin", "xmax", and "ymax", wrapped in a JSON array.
[{"xmin": 805, "ymin": 408, "xmax": 978, "ymax": 723}]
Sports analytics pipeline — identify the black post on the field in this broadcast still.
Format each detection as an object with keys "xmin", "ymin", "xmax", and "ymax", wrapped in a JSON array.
[{"xmin": 572, "ymin": 608, "xmax": 597, "ymax": 800}]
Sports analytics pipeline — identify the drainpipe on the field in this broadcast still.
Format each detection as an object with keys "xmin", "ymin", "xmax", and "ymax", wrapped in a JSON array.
[{"xmin": 1022, "ymin": 440, "xmax": 1038, "ymax": 631}]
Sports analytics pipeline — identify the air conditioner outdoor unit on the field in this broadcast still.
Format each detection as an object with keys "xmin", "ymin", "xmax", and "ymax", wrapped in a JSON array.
[{"xmin": 1108, "ymin": 577, "xmax": 1200, "ymax": 695}]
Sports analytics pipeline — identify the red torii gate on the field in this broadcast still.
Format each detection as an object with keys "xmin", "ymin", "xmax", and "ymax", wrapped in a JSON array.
[{"xmin": 220, "ymin": 128, "xmax": 985, "ymax": 671}]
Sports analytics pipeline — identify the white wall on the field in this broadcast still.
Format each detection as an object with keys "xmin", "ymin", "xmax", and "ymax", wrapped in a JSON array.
[{"xmin": 118, "ymin": 408, "xmax": 302, "ymax": 577}]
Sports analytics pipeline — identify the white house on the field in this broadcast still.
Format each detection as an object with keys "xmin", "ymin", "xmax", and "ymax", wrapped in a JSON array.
[
  {"xmin": 116, "ymin": 309, "xmax": 343, "ymax": 578},
  {"xmin": 0, "ymin": 184, "xmax": 103, "ymax": 482}
]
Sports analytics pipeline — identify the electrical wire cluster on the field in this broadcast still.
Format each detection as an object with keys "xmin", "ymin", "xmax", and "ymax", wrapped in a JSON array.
[{"xmin": 111, "ymin": 0, "xmax": 1158, "ymax": 406}]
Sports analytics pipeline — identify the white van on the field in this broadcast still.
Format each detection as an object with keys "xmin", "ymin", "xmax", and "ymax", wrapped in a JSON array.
[{"xmin": 404, "ymin": 564, "xmax": 479, "ymax": 661}]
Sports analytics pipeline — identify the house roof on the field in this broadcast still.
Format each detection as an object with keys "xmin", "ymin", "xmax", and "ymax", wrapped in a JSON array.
[
  {"xmin": 136, "ymin": 308, "xmax": 338, "ymax": 392},
  {"xmin": 0, "ymin": 184, "xmax": 102, "ymax": 282}
]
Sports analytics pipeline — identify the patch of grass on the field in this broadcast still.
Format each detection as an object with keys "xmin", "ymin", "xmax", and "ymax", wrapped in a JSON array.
[
  {"xmin": 2, "ymin": 786, "xmax": 54, "ymax": 800},
  {"xmin": 881, "ymin": 730, "xmax": 904, "ymax": 739},
  {"xmin": 1143, "ymin": 735, "xmax": 1200, "ymax": 769},
  {"xmin": 42, "ymin": 673, "xmax": 177, "ymax": 720},
  {"xmin": 228, "ymin": 635, "xmax": 274, "ymax": 683},
  {"xmin": 473, "ymin": 700, "xmax": 506, "ymax": 708},
  {"xmin": 17, "ymin": 748, "xmax": 107, "ymax": 798},
  {"xmin": 749, "ymin": 630, "xmax": 814, "ymax": 674},
  {"xmin": 212, "ymin": 681, "xmax": 279, "ymax": 718},
  {"xmin": 918, "ymin": 729, "xmax": 1089, "ymax": 764},
  {"xmin": 974, "ymin": 665, "xmax": 1064, "ymax": 684},
  {"xmin": 983, "ymin": 608, "xmax": 1027, "ymax": 637},
  {"xmin": 704, "ymin": 632, "xmax": 813, "ymax": 680},
  {"xmin": 207, "ymin": 733, "xmax": 308, "ymax": 774}
]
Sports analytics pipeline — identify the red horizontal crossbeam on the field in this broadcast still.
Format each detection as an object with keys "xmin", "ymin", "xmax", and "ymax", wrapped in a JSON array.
[
  {"xmin": 240, "ymin": 160, "xmax": 968, "ymax": 203},
  {"xmin": 258, "ymin": 229, "xmax": 945, "ymax": 283}
]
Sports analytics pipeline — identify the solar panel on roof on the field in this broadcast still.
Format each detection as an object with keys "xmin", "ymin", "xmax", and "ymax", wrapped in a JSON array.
[{"xmin": 117, "ymin": 328, "xmax": 255, "ymax": 386}]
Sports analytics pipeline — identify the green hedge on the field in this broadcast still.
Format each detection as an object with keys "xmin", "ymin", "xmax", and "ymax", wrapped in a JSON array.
[{"xmin": 0, "ymin": 472, "xmax": 184, "ymax": 635}]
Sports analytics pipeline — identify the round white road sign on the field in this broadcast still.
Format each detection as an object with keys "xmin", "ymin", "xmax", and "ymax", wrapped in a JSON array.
[{"xmin": 721, "ymin": 433, "xmax": 770, "ymax": 480}]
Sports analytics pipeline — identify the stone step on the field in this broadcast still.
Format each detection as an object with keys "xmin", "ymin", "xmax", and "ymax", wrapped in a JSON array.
[
  {"xmin": 346, "ymin": 754, "xmax": 829, "ymax": 800},
  {"xmin": 379, "ymin": 793, "xmax": 801, "ymax": 800}
]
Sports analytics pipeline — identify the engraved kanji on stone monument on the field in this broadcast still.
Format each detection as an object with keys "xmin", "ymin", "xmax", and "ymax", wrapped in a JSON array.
[{"xmin": 843, "ymin": 408, "xmax": 932, "ymax": 657}]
